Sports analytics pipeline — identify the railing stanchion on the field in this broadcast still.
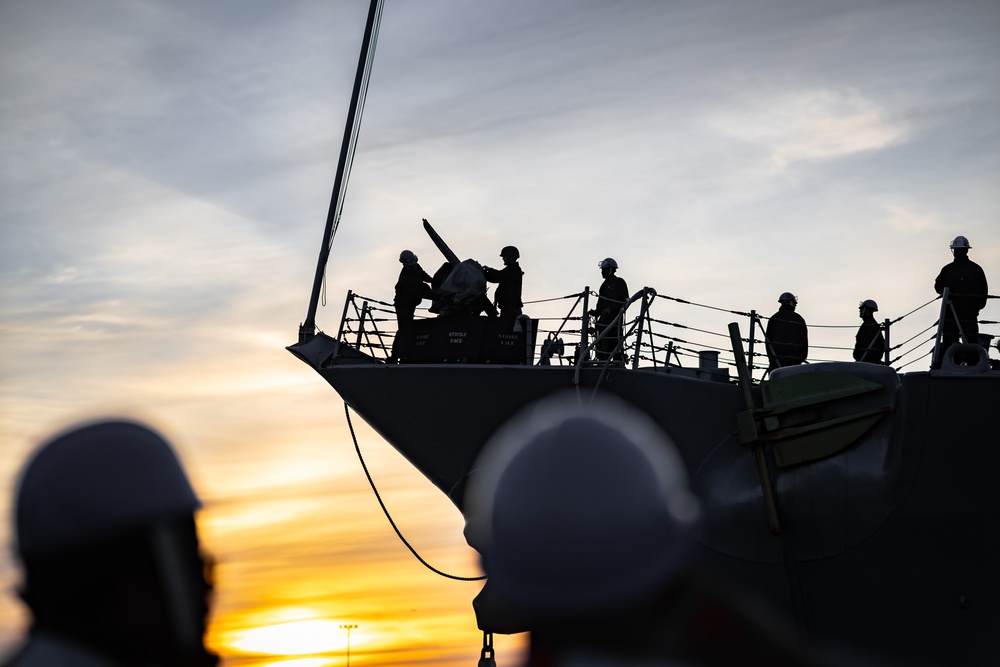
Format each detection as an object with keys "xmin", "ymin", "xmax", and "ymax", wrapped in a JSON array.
[
  {"xmin": 355, "ymin": 300, "xmax": 369, "ymax": 348},
  {"xmin": 632, "ymin": 288, "xmax": 652, "ymax": 370},
  {"xmin": 883, "ymin": 318, "xmax": 891, "ymax": 366},
  {"xmin": 335, "ymin": 290, "xmax": 355, "ymax": 343}
]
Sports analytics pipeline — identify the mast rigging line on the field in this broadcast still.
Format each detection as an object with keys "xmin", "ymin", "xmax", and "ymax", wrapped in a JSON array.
[
  {"xmin": 344, "ymin": 402, "xmax": 486, "ymax": 582},
  {"xmin": 302, "ymin": 0, "xmax": 385, "ymax": 338}
]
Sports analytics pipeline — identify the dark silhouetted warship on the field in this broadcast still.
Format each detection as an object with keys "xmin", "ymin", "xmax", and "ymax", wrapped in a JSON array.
[{"xmin": 288, "ymin": 2, "xmax": 999, "ymax": 664}]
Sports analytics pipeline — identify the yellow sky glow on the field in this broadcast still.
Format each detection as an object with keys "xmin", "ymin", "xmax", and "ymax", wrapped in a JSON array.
[{"xmin": 222, "ymin": 610, "xmax": 358, "ymax": 655}]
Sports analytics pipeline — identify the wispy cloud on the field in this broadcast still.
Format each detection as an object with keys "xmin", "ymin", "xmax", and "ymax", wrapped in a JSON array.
[{"xmin": 708, "ymin": 88, "xmax": 907, "ymax": 169}]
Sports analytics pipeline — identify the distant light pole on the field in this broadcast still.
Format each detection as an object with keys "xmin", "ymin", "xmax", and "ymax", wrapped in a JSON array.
[{"xmin": 340, "ymin": 624, "xmax": 358, "ymax": 667}]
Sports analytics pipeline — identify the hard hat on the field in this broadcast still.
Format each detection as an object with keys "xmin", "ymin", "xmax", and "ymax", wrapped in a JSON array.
[
  {"xmin": 949, "ymin": 235, "xmax": 971, "ymax": 249},
  {"xmin": 15, "ymin": 420, "xmax": 200, "ymax": 559},
  {"xmin": 859, "ymin": 299, "xmax": 879, "ymax": 312},
  {"xmin": 598, "ymin": 257, "xmax": 618, "ymax": 269},
  {"xmin": 778, "ymin": 292, "xmax": 797, "ymax": 305},
  {"xmin": 500, "ymin": 245, "xmax": 520, "ymax": 260},
  {"xmin": 464, "ymin": 393, "xmax": 700, "ymax": 620},
  {"xmin": 399, "ymin": 250, "xmax": 418, "ymax": 266}
]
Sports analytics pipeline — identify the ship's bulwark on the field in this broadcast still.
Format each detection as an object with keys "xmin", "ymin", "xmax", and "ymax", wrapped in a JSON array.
[{"xmin": 290, "ymin": 333, "xmax": 999, "ymax": 665}]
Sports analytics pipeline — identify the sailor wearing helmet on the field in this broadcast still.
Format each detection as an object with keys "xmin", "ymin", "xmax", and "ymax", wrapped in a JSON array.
[
  {"xmin": 765, "ymin": 292, "xmax": 809, "ymax": 372},
  {"xmin": 391, "ymin": 249, "xmax": 434, "ymax": 362},
  {"xmin": 4, "ymin": 420, "xmax": 218, "ymax": 667},
  {"xmin": 463, "ymin": 393, "xmax": 822, "ymax": 666},
  {"xmin": 934, "ymin": 235, "xmax": 988, "ymax": 364},
  {"xmin": 483, "ymin": 246, "xmax": 524, "ymax": 329},
  {"xmin": 854, "ymin": 299, "xmax": 885, "ymax": 364},
  {"xmin": 589, "ymin": 258, "xmax": 629, "ymax": 362}
]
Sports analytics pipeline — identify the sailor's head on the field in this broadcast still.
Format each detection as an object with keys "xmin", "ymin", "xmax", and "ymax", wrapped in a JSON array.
[
  {"xmin": 464, "ymin": 392, "xmax": 701, "ymax": 623},
  {"xmin": 14, "ymin": 419, "xmax": 216, "ymax": 666},
  {"xmin": 949, "ymin": 235, "xmax": 971, "ymax": 258},
  {"xmin": 399, "ymin": 249, "xmax": 419, "ymax": 267},
  {"xmin": 598, "ymin": 257, "xmax": 618, "ymax": 277},
  {"xmin": 858, "ymin": 299, "xmax": 878, "ymax": 318},
  {"xmin": 778, "ymin": 292, "xmax": 798, "ymax": 308},
  {"xmin": 500, "ymin": 246, "xmax": 520, "ymax": 263}
]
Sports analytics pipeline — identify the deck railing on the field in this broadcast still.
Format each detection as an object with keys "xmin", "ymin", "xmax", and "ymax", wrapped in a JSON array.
[{"xmin": 331, "ymin": 288, "xmax": 998, "ymax": 382}]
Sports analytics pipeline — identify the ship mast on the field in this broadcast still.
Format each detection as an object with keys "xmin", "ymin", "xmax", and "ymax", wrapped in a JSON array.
[{"xmin": 300, "ymin": 0, "xmax": 384, "ymax": 342}]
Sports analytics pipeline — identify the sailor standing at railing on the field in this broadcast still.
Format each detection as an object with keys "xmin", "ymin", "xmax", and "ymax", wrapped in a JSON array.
[
  {"xmin": 934, "ymin": 235, "xmax": 988, "ymax": 361},
  {"xmin": 390, "ymin": 250, "xmax": 434, "ymax": 362},
  {"xmin": 853, "ymin": 299, "xmax": 885, "ymax": 364},
  {"xmin": 590, "ymin": 258, "xmax": 629, "ymax": 362},
  {"xmin": 483, "ymin": 246, "xmax": 524, "ymax": 330},
  {"xmin": 765, "ymin": 292, "xmax": 809, "ymax": 372}
]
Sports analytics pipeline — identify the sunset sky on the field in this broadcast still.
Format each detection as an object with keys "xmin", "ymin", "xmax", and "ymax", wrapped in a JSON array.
[{"xmin": 1, "ymin": 0, "xmax": 998, "ymax": 665}]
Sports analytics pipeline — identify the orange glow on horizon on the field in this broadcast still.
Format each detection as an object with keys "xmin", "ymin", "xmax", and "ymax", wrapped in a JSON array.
[
  {"xmin": 196, "ymin": 480, "xmax": 526, "ymax": 666},
  {"xmin": 221, "ymin": 608, "xmax": 362, "ymax": 656},
  {"xmin": 257, "ymin": 660, "xmax": 336, "ymax": 667}
]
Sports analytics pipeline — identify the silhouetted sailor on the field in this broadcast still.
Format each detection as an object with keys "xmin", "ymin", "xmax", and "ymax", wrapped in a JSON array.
[
  {"xmin": 589, "ymin": 258, "xmax": 629, "ymax": 362},
  {"xmin": 391, "ymin": 249, "xmax": 434, "ymax": 361},
  {"xmin": 934, "ymin": 235, "xmax": 988, "ymax": 363},
  {"xmin": 483, "ymin": 246, "xmax": 524, "ymax": 329},
  {"xmin": 854, "ymin": 299, "xmax": 885, "ymax": 364},
  {"xmin": 4, "ymin": 420, "xmax": 218, "ymax": 667},
  {"xmin": 463, "ymin": 393, "xmax": 836, "ymax": 667},
  {"xmin": 765, "ymin": 292, "xmax": 808, "ymax": 371}
]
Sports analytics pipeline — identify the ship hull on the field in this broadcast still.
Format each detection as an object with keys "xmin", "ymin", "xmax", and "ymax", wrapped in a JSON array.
[{"xmin": 289, "ymin": 333, "xmax": 1000, "ymax": 665}]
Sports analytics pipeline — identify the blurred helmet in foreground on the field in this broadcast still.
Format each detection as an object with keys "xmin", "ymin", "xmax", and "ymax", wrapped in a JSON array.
[
  {"xmin": 464, "ymin": 392, "xmax": 701, "ymax": 621},
  {"xmin": 859, "ymin": 299, "xmax": 879, "ymax": 312},
  {"xmin": 778, "ymin": 292, "xmax": 797, "ymax": 305},
  {"xmin": 13, "ymin": 419, "xmax": 216, "ymax": 666},
  {"xmin": 598, "ymin": 258, "xmax": 618, "ymax": 270},
  {"xmin": 16, "ymin": 420, "xmax": 200, "ymax": 559},
  {"xmin": 399, "ymin": 249, "xmax": 418, "ymax": 266}
]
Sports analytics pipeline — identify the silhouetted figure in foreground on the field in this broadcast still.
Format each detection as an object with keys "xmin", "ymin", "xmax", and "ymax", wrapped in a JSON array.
[
  {"xmin": 766, "ymin": 292, "xmax": 808, "ymax": 372},
  {"xmin": 933, "ymin": 235, "xmax": 988, "ymax": 366},
  {"xmin": 589, "ymin": 258, "xmax": 629, "ymax": 362},
  {"xmin": 3, "ymin": 420, "xmax": 217, "ymax": 667},
  {"xmin": 854, "ymin": 299, "xmax": 885, "ymax": 364},
  {"xmin": 391, "ymin": 249, "xmax": 434, "ymax": 361},
  {"xmin": 463, "ymin": 393, "xmax": 860, "ymax": 667},
  {"xmin": 483, "ymin": 246, "xmax": 524, "ymax": 329}
]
